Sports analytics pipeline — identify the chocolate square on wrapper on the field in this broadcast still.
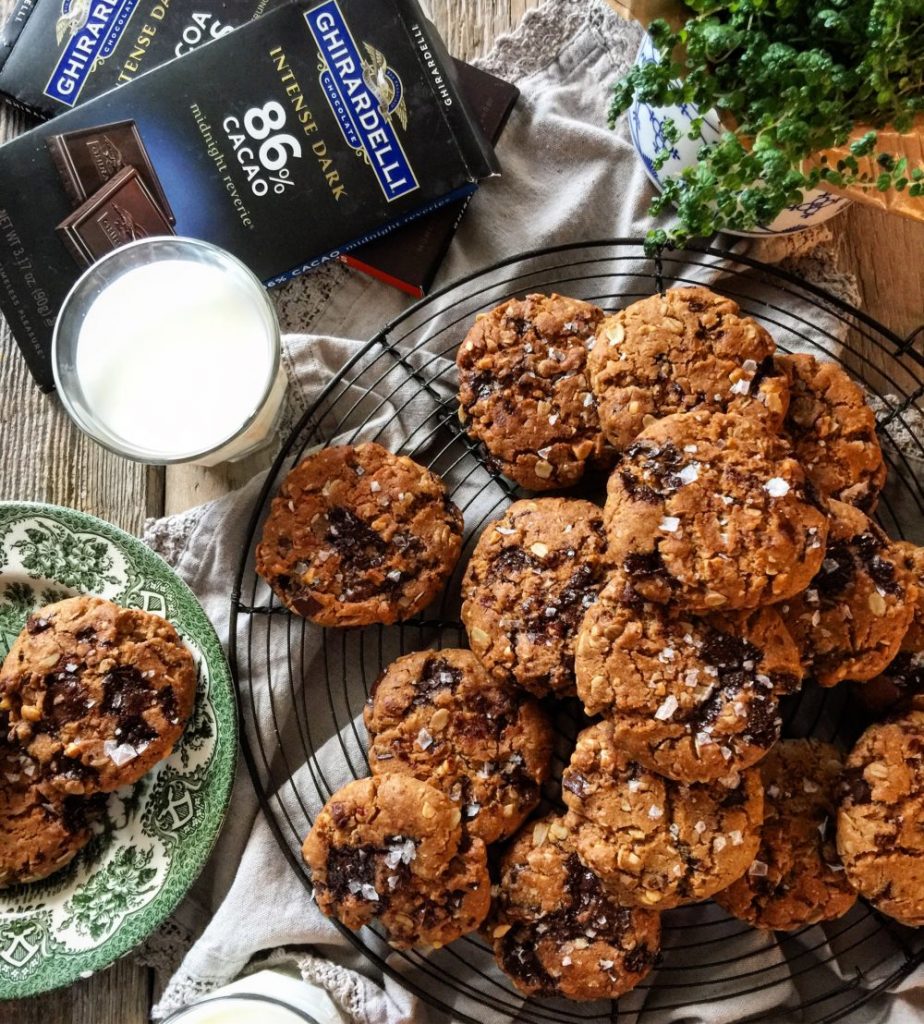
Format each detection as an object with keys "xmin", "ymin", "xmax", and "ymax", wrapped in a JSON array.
[
  {"xmin": 55, "ymin": 166, "xmax": 175, "ymax": 268},
  {"xmin": 46, "ymin": 120, "xmax": 176, "ymax": 224}
]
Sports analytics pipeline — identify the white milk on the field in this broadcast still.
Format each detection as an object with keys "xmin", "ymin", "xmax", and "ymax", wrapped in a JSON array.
[
  {"xmin": 175, "ymin": 1001, "xmax": 308, "ymax": 1024},
  {"xmin": 75, "ymin": 258, "xmax": 280, "ymax": 463}
]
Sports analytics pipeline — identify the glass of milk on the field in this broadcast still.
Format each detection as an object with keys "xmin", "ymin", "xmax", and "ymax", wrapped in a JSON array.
[{"xmin": 53, "ymin": 237, "xmax": 286, "ymax": 466}]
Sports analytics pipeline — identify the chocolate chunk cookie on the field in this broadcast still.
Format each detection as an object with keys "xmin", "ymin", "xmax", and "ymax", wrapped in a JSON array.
[
  {"xmin": 456, "ymin": 293, "xmax": 608, "ymax": 490},
  {"xmin": 587, "ymin": 287, "xmax": 788, "ymax": 450},
  {"xmin": 837, "ymin": 710, "xmax": 924, "ymax": 926},
  {"xmin": 604, "ymin": 410, "xmax": 829, "ymax": 612},
  {"xmin": 779, "ymin": 353, "xmax": 886, "ymax": 513},
  {"xmin": 575, "ymin": 572, "xmax": 802, "ymax": 782},
  {"xmin": 488, "ymin": 815, "xmax": 661, "ymax": 1000},
  {"xmin": 0, "ymin": 596, "xmax": 196, "ymax": 794},
  {"xmin": 256, "ymin": 443, "xmax": 463, "ymax": 627},
  {"xmin": 780, "ymin": 501, "xmax": 916, "ymax": 687},
  {"xmin": 461, "ymin": 498, "xmax": 611, "ymax": 697},
  {"xmin": 364, "ymin": 649, "xmax": 554, "ymax": 843},
  {"xmin": 714, "ymin": 740, "xmax": 856, "ymax": 930},
  {"xmin": 562, "ymin": 722, "xmax": 763, "ymax": 909},
  {"xmin": 856, "ymin": 542, "xmax": 924, "ymax": 714},
  {"xmin": 302, "ymin": 775, "xmax": 491, "ymax": 948}
]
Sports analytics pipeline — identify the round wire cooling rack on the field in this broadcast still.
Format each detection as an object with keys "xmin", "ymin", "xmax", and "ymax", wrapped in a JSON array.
[{"xmin": 229, "ymin": 239, "xmax": 924, "ymax": 1024}]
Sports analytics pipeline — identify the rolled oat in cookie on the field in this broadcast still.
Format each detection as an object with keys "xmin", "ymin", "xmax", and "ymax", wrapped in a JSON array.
[
  {"xmin": 576, "ymin": 571, "xmax": 802, "ymax": 782},
  {"xmin": 604, "ymin": 409, "xmax": 829, "ymax": 612},
  {"xmin": 364, "ymin": 649, "xmax": 554, "ymax": 843},
  {"xmin": 488, "ymin": 814, "xmax": 661, "ymax": 1001},
  {"xmin": 562, "ymin": 721, "xmax": 763, "ymax": 910},
  {"xmin": 780, "ymin": 500, "xmax": 916, "ymax": 686},
  {"xmin": 256, "ymin": 442, "xmax": 463, "ymax": 627},
  {"xmin": 456, "ymin": 293, "xmax": 609, "ymax": 490},
  {"xmin": 587, "ymin": 286, "xmax": 788, "ymax": 450}
]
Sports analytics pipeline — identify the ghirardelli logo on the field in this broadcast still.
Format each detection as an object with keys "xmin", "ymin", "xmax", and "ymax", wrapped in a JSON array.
[
  {"xmin": 86, "ymin": 136, "xmax": 125, "ymax": 179},
  {"xmin": 362, "ymin": 43, "xmax": 408, "ymax": 131},
  {"xmin": 99, "ymin": 203, "xmax": 148, "ymax": 247}
]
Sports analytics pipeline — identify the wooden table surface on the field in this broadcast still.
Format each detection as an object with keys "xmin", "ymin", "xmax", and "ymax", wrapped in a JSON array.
[{"xmin": 2, "ymin": 1, "xmax": 924, "ymax": 1021}]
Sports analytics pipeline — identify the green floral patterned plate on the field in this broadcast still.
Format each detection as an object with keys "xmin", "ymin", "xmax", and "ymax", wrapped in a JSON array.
[{"xmin": 0, "ymin": 502, "xmax": 237, "ymax": 999}]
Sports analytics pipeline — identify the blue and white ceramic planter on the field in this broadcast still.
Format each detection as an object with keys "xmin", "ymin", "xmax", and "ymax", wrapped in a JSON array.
[{"xmin": 628, "ymin": 36, "xmax": 849, "ymax": 235}]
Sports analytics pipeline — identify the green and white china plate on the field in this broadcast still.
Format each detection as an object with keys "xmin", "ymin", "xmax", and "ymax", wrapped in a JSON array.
[{"xmin": 0, "ymin": 502, "xmax": 237, "ymax": 999}]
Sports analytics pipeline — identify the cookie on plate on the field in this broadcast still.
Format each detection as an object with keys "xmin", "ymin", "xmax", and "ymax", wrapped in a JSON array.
[
  {"xmin": 603, "ymin": 410, "xmax": 829, "ymax": 612},
  {"xmin": 575, "ymin": 572, "xmax": 802, "ymax": 782},
  {"xmin": 0, "ymin": 596, "xmax": 196, "ymax": 795},
  {"xmin": 779, "ymin": 352, "xmax": 886, "ymax": 513},
  {"xmin": 461, "ymin": 498, "xmax": 611, "ymax": 697},
  {"xmin": 562, "ymin": 722, "xmax": 763, "ymax": 909},
  {"xmin": 456, "ymin": 293, "xmax": 608, "ymax": 490},
  {"xmin": 780, "ymin": 501, "xmax": 916, "ymax": 686},
  {"xmin": 302, "ymin": 775, "xmax": 491, "ymax": 948},
  {"xmin": 856, "ymin": 542, "xmax": 924, "ymax": 714},
  {"xmin": 587, "ymin": 287, "xmax": 788, "ymax": 450},
  {"xmin": 837, "ymin": 710, "xmax": 924, "ymax": 926},
  {"xmin": 364, "ymin": 649, "xmax": 554, "ymax": 843},
  {"xmin": 488, "ymin": 814, "xmax": 661, "ymax": 1000},
  {"xmin": 714, "ymin": 739, "xmax": 856, "ymax": 930},
  {"xmin": 256, "ymin": 443, "xmax": 463, "ymax": 627}
]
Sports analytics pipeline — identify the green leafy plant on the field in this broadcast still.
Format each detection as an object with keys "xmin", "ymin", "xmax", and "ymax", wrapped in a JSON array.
[{"xmin": 611, "ymin": 0, "xmax": 924, "ymax": 247}]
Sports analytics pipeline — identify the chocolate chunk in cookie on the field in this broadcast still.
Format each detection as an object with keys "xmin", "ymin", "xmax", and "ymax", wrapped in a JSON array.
[
  {"xmin": 364, "ymin": 649, "xmax": 554, "ymax": 843},
  {"xmin": 604, "ymin": 410, "xmax": 829, "ymax": 612},
  {"xmin": 576, "ymin": 572, "xmax": 802, "ymax": 782},
  {"xmin": 456, "ymin": 293, "xmax": 608, "ymax": 490},
  {"xmin": 256, "ymin": 443, "xmax": 463, "ymax": 627},
  {"xmin": 462, "ymin": 498, "xmax": 611, "ymax": 697},
  {"xmin": 562, "ymin": 721, "xmax": 763, "ymax": 909},
  {"xmin": 0, "ymin": 596, "xmax": 196, "ymax": 794},
  {"xmin": 587, "ymin": 287, "xmax": 788, "ymax": 450},
  {"xmin": 714, "ymin": 739, "xmax": 856, "ymax": 930},
  {"xmin": 837, "ymin": 710, "xmax": 924, "ymax": 926},
  {"xmin": 779, "ymin": 353, "xmax": 886, "ymax": 513},
  {"xmin": 488, "ymin": 815, "xmax": 660, "ymax": 1000},
  {"xmin": 780, "ymin": 501, "xmax": 916, "ymax": 686},
  {"xmin": 302, "ymin": 775, "xmax": 491, "ymax": 948}
]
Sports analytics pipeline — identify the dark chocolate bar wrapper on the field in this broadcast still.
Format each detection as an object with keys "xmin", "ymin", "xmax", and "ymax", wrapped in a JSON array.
[{"xmin": 0, "ymin": 0, "xmax": 498, "ymax": 390}]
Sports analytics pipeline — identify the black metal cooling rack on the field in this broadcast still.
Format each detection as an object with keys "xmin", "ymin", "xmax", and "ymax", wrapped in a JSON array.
[{"xmin": 229, "ymin": 240, "xmax": 924, "ymax": 1024}]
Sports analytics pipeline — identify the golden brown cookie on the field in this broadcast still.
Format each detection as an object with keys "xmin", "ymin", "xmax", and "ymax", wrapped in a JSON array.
[
  {"xmin": 837, "ymin": 711, "xmax": 924, "ymax": 926},
  {"xmin": 488, "ymin": 815, "xmax": 661, "ymax": 1000},
  {"xmin": 0, "ymin": 596, "xmax": 196, "ymax": 795},
  {"xmin": 364, "ymin": 649, "xmax": 554, "ymax": 843},
  {"xmin": 779, "ymin": 352, "xmax": 886, "ymax": 513},
  {"xmin": 587, "ymin": 287, "xmax": 788, "ymax": 450},
  {"xmin": 456, "ymin": 293, "xmax": 608, "ymax": 490},
  {"xmin": 575, "ymin": 572, "xmax": 802, "ymax": 782},
  {"xmin": 714, "ymin": 740, "xmax": 856, "ymax": 930},
  {"xmin": 603, "ymin": 410, "xmax": 829, "ymax": 612},
  {"xmin": 780, "ymin": 501, "xmax": 916, "ymax": 687},
  {"xmin": 302, "ymin": 775, "xmax": 491, "ymax": 948},
  {"xmin": 256, "ymin": 443, "xmax": 463, "ymax": 627},
  {"xmin": 562, "ymin": 722, "xmax": 763, "ymax": 909},
  {"xmin": 461, "ymin": 498, "xmax": 611, "ymax": 697}
]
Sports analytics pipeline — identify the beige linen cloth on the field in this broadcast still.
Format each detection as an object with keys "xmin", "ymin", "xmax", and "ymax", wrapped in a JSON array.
[{"xmin": 139, "ymin": 1, "xmax": 924, "ymax": 1021}]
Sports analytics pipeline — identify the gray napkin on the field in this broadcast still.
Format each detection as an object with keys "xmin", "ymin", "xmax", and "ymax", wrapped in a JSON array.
[{"xmin": 140, "ymin": 1, "xmax": 924, "ymax": 1021}]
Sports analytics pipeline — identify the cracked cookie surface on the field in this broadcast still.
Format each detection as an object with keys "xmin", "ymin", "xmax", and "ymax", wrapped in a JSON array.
[
  {"xmin": 603, "ymin": 410, "xmax": 829, "ymax": 612},
  {"xmin": 562, "ymin": 721, "xmax": 763, "ymax": 909},
  {"xmin": 0, "ymin": 596, "xmax": 196, "ymax": 795},
  {"xmin": 256, "ymin": 442, "xmax": 463, "ymax": 627},
  {"xmin": 780, "ymin": 500, "xmax": 915, "ymax": 686},
  {"xmin": 586, "ymin": 287, "xmax": 788, "ymax": 450},
  {"xmin": 779, "ymin": 353, "xmax": 886, "ymax": 513},
  {"xmin": 575, "ymin": 572, "xmax": 802, "ymax": 782},
  {"xmin": 456, "ymin": 293, "xmax": 608, "ymax": 490},
  {"xmin": 488, "ymin": 814, "xmax": 661, "ymax": 1000},
  {"xmin": 714, "ymin": 739, "xmax": 856, "ymax": 930},
  {"xmin": 302, "ymin": 775, "xmax": 491, "ymax": 948},
  {"xmin": 364, "ymin": 649, "xmax": 554, "ymax": 843},
  {"xmin": 462, "ymin": 498, "xmax": 611, "ymax": 697}
]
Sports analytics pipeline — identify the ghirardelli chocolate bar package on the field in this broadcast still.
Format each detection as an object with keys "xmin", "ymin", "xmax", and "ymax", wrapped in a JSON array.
[{"xmin": 0, "ymin": 0, "xmax": 498, "ymax": 389}]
